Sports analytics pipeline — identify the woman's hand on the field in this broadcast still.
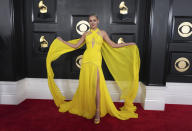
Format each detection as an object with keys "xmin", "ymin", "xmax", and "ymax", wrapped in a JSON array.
[
  {"xmin": 57, "ymin": 37, "xmax": 66, "ymax": 43},
  {"xmin": 57, "ymin": 36, "xmax": 62, "ymax": 41},
  {"xmin": 124, "ymin": 42, "xmax": 136, "ymax": 46},
  {"xmin": 102, "ymin": 30, "xmax": 136, "ymax": 48}
]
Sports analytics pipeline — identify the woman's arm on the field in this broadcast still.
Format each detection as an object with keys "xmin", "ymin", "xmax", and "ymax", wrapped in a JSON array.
[
  {"xmin": 102, "ymin": 30, "xmax": 136, "ymax": 48},
  {"xmin": 57, "ymin": 32, "xmax": 87, "ymax": 49}
]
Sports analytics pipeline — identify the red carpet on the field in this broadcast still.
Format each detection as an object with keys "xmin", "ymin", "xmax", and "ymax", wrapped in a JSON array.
[{"xmin": 0, "ymin": 99, "xmax": 192, "ymax": 131}]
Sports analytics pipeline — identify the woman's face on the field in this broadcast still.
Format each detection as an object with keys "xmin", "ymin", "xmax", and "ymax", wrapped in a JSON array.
[{"xmin": 89, "ymin": 16, "xmax": 99, "ymax": 29}]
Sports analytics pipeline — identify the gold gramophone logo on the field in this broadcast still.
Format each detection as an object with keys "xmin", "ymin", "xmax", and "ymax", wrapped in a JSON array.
[
  {"xmin": 174, "ymin": 57, "xmax": 190, "ymax": 72},
  {"xmin": 119, "ymin": 1, "xmax": 128, "ymax": 15},
  {"xmin": 178, "ymin": 22, "xmax": 192, "ymax": 38},
  {"xmin": 38, "ymin": 0, "xmax": 47, "ymax": 13},
  {"xmin": 76, "ymin": 20, "xmax": 90, "ymax": 35},
  {"xmin": 40, "ymin": 36, "xmax": 48, "ymax": 48},
  {"xmin": 76, "ymin": 55, "xmax": 83, "ymax": 69},
  {"xmin": 117, "ymin": 37, "xmax": 125, "ymax": 44}
]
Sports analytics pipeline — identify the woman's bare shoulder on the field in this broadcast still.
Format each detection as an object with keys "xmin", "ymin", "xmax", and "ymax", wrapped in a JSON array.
[
  {"xmin": 100, "ymin": 30, "xmax": 106, "ymax": 33},
  {"xmin": 100, "ymin": 30, "xmax": 108, "ymax": 36}
]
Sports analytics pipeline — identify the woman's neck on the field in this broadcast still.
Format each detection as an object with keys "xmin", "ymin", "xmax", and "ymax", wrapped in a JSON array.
[{"xmin": 91, "ymin": 27, "xmax": 98, "ymax": 31}]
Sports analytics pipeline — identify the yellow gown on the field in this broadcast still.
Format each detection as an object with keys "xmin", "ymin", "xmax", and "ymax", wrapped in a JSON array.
[{"xmin": 46, "ymin": 28, "xmax": 140, "ymax": 120}]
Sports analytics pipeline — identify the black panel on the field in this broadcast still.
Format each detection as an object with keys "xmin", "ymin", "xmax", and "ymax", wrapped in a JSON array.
[
  {"xmin": 142, "ymin": 0, "xmax": 170, "ymax": 86},
  {"xmin": 0, "ymin": 0, "xmax": 14, "ymax": 81},
  {"xmin": 71, "ymin": 15, "xmax": 90, "ymax": 39},
  {"xmin": 171, "ymin": 16, "xmax": 192, "ymax": 42},
  {"xmin": 167, "ymin": 52, "xmax": 192, "ymax": 82},
  {"xmin": 51, "ymin": 51, "xmax": 73, "ymax": 78},
  {"xmin": 0, "ymin": 0, "xmax": 25, "ymax": 81},
  {"xmin": 70, "ymin": 15, "xmax": 89, "ymax": 50},
  {"xmin": 32, "ymin": 32, "xmax": 56, "ymax": 56},
  {"xmin": 168, "ymin": 53, "xmax": 192, "ymax": 74},
  {"xmin": 169, "ymin": 43, "xmax": 192, "ymax": 52},
  {"xmin": 111, "ymin": 0, "xmax": 137, "ymax": 24},
  {"xmin": 32, "ymin": 0, "xmax": 57, "ymax": 23},
  {"xmin": 136, "ymin": 0, "xmax": 151, "ymax": 84},
  {"xmin": 13, "ymin": 0, "xmax": 26, "ymax": 80},
  {"xmin": 166, "ymin": 0, "xmax": 192, "ymax": 83}
]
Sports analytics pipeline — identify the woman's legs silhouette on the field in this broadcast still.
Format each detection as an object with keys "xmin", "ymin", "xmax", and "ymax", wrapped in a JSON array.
[{"xmin": 94, "ymin": 68, "xmax": 100, "ymax": 124}]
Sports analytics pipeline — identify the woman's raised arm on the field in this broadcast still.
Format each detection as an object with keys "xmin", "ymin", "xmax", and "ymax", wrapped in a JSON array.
[
  {"xmin": 57, "ymin": 32, "xmax": 87, "ymax": 49},
  {"xmin": 102, "ymin": 30, "xmax": 136, "ymax": 48}
]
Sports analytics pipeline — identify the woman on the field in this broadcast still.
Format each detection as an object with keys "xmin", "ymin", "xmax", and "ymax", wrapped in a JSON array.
[{"xmin": 46, "ymin": 14, "xmax": 140, "ymax": 124}]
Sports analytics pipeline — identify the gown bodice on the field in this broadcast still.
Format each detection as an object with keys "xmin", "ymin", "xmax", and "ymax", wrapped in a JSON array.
[
  {"xmin": 82, "ymin": 28, "xmax": 103, "ymax": 66},
  {"xmin": 85, "ymin": 28, "xmax": 103, "ymax": 51}
]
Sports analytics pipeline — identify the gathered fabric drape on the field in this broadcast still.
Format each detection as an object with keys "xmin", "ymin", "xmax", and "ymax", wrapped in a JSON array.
[{"xmin": 46, "ymin": 28, "xmax": 140, "ymax": 120}]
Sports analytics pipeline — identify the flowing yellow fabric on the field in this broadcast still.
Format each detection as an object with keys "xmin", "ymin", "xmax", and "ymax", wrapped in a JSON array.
[
  {"xmin": 46, "ymin": 28, "xmax": 140, "ymax": 120},
  {"xmin": 101, "ymin": 39, "xmax": 140, "ymax": 112}
]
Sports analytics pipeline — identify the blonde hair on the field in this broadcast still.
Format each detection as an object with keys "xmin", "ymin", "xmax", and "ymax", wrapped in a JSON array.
[{"xmin": 89, "ymin": 13, "xmax": 99, "ymax": 20}]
